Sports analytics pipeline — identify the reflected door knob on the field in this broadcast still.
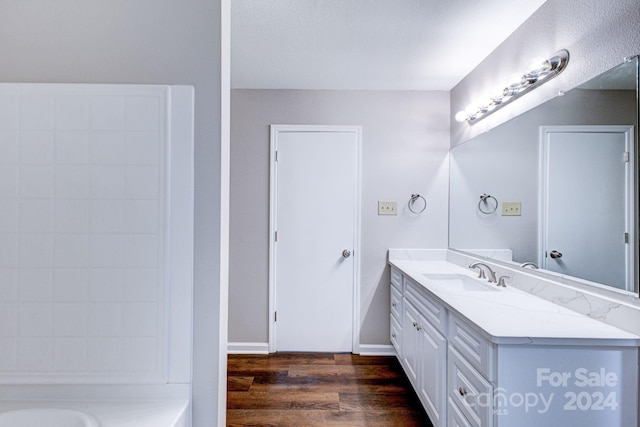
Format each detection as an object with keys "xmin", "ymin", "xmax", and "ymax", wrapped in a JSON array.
[
  {"xmin": 342, "ymin": 249, "xmax": 351, "ymax": 258},
  {"xmin": 550, "ymin": 250, "xmax": 563, "ymax": 259}
]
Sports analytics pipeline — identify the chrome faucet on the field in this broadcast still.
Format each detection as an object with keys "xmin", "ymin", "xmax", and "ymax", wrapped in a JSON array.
[{"xmin": 469, "ymin": 262, "xmax": 497, "ymax": 283}]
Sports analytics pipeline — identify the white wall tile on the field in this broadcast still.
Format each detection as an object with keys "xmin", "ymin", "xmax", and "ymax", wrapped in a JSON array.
[
  {"xmin": 90, "ymin": 96, "xmax": 124, "ymax": 130},
  {"xmin": 122, "ymin": 302, "xmax": 158, "ymax": 337},
  {"xmin": 0, "ymin": 200, "xmax": 18, "ymax": 232},
  {"xmin": 125, "ymin": 165, "xmax": 159, "ymax": 199},
  {"xmin": 123, "ymin": 269, "xmax": 158, "ymax": 302},
  {"xmin": 0, "ymin": 304, "xmax": 17, "ymax": 336},
  {"xmin": 19, "ymin": 165, "xmax": 53, "ymax": 198},
  {"xmin": 125, "ymin": 97, "xmax": 160, "ymax": 131},
  {"xmin": 0, "ymin": 234, "xmax": 18, "ymax": 268},
  {"xmin": 19, "ymin": 95, "xmax": 54, "ymax": 130},
  {"xmin": 87, "ymin": 303, "xmax": 122, "ymax": 337},
  {"xmin": 90, "ymin": 165, "xmax": 125, "ymax": 199},
  {"xmin": 89, "ymin": 268, "xmax": 123, "ymax": 302},
  {"xmin": 88, "ymin": 337, "xmax": 122, "ymax": 371},
  {"xmin": 55, "ymin": 131, "xmax": 89, "ymax": 164},
  {"xmin": 125, "ymin": 132, "xmax": 159, "ymax": 165},
  {"xmin": 55, "ymin": 96, "xmax": 90, "ymax": 130},
  {"xmin": 54, "ymin": 269, "xmax": 88, "ymax": 302},
  {"xmin": 54, "ymin": 200, "xmax": 90, "ymax": 233},
  {"xmin": 124, "ymin": 235, "xmax": 158, "ymax": 268},
  {"xmin": 124, "ymin": 200, "xmax": 159, "ymax": 233},
  {"xmin": 18, "ymin": 269, "xmax": 52, "ymax": 302},
  {"xmin": 89, "ymin": 131, "xmax": 125, "ymax": 164},
  {"xmin": 122, "ymin": 337, "xmax": 156, "ymax": 371},
  {"xmin": 19, "ymin": 234, "xmax": 53, "ymax": 268},
  {"xmin": 0, "ymin": 165, "xmax": 18, "ymax": 198},
  {"xmin": 55, "ymin": 165, "xmax": 90, "ymax": 199},
  {"xmin": 17, "ymin": 338, "xmax": 52, "ymax": 371},
  {"xmin": 90, "ymin": 234, "xmax": 124, "ymax": 267},
  {"xmin": 0, "ymin": 95, "xmax": 18, "ymax": 130},
  {"xmin": 18, "ymin": 303, "xmax": 52, "ymax": 337},
  {"xmin": 54, "ymin": 234, "xmax": 89, "ymax": 268},
  {"xmin": 0, "ymin": 269, "xmax": 18, "ymax": 301},
  {"xmin": 0, "ymin": 338, "xmax": 17, "ymax": 371},
  {"xmin": 53, "ymin": 303, "xmax": 87, "ymax": 336},
  {"xmin": 19, "ymin": 200, "xmax": 53, "ymax": 232},
  {"xmin": 19, "ymin": 131, "xmax": 54, "ymax": 164},
  {"xmin": 53, "ymin": 338, "xmax": 88, "ymax": 371},
  {"xmin": 90, "ymin": 200, "xmax": 124, "ymax": 233},
  {"xmin": 0, "ymin": 130, "xmax": 19, "ymax": 163}
]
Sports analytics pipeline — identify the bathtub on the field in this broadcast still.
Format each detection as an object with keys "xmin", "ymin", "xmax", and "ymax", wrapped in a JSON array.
[{"xmin": 0, "ymin": 400, "xmax": 189, "ymax": 427}]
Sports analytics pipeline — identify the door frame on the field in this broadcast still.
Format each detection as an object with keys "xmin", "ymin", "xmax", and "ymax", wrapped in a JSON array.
[
  {"xmin": 268, "ymin": 124, "xmax": 362, "ymax": 353},
  {"xmin": 539, "ymin": 125, "xmax": 635, "ymax": 292}
]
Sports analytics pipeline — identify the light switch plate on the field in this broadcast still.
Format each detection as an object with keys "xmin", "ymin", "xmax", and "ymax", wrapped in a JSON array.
[
  {"xmin": 502, "ymin": 202, "xmax": 521, "ymax": 216},
  {"xmin": 378, "ymin": 201, "xmax": 397, "ymax": 215}
]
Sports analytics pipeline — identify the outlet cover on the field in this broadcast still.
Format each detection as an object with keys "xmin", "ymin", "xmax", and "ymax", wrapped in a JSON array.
[
  {"xmin": 378, "ymin": 201, "xmax": 397, "ymax": 215},
  {"xmin": 502, "ymin": 202, "xmax": 522, "ymax": 216}
]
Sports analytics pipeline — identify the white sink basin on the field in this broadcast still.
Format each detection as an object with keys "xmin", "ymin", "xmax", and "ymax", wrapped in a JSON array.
[{"xmin": 422, "ymin": 273, "xmax": 499, "ymax": 292}]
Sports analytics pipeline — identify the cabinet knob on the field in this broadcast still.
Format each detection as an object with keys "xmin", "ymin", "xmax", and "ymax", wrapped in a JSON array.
[
  {"xmin": 416, "ymin": 325, "xmax": 421, "ymax": 331},
  {"xmin": 392, "ymin": 302, "xmax": 397, "ymax": 307},
  {"xmin": 412, "ymin": 322, "xmax": 417, "ymax": 328},
  {"xmin": 458, "ymin": 387, "xmax": 467, "ymax": 396},
  {"xmin": 392, "ymin": 333, "xmax": 396, "ymax": 338}
]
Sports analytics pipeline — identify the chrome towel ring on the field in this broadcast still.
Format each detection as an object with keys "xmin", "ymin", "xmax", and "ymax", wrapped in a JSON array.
[
  {"xmin": 478, "ymin": 193, "xmax": 498, "ymax": 214},
  {"xmin": 408, "ymin": 194, "xmax": 426, "ymax": 214}
]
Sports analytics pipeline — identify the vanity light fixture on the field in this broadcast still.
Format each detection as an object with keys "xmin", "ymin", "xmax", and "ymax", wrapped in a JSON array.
[{"xmin": 455, "ymin": 49, "xmax": 570, "ymax": 124}]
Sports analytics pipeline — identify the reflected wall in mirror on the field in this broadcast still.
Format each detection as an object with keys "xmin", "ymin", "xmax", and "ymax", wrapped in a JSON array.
[{"xmin": 449, "ymin": 57, "xmax": 639, "ymax": 294}]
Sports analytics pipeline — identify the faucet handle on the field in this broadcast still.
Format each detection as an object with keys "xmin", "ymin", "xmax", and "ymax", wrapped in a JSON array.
[
  {"xmin": 471, "ymin": 266, "xmax": 486, "ymax": 279},
  {"xmin": 497, "ymin": 275, "xmax": 510, "ymax": 287}
]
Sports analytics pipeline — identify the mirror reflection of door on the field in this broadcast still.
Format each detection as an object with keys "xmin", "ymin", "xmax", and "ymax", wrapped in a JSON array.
[{"xmin": 540, "ymin": 126, "xmax": 634, "ymax": 291}]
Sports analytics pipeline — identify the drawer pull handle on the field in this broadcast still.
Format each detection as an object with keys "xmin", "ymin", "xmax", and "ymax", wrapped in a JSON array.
[{"xmin": 458, "ymin": 387, "xmax": 467, "ymax": 396}]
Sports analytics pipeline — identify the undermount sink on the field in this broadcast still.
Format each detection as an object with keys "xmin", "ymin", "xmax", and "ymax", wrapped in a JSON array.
[{"xmin": 422, "ymin": 273, "xmax": 499, "ymax": 292}]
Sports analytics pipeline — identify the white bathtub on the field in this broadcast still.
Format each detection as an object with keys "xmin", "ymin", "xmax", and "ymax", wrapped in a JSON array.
[{"xmin": 0, "ymin": 401, "xmax": 189, "ymax": 427}]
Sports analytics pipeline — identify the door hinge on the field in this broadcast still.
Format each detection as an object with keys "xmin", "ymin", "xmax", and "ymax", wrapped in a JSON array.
[
  {"xmin": 624, "ymin": 232, "xmax": 629, "ymax": 244},
  {"xmin": 275, "ymin": 151, "xmax": 279, "ymax": 162},
  {"xmin": 275, "ymin": 231, "xmax": 278, "ymax": 242},
  {"xmin": 274, "ymin": 311, "xmax": 277, "ymax": 322},
  {"xmin": 624, "ymin": 151, "xmax": 630, "ymax": 162}
]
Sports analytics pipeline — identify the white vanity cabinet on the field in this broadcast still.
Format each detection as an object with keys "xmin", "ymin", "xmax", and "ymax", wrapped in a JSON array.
[
  {"xmin": 389, "ymin": 264, "xmax": 639, "ymax": 427},
  {"xmin": 400, "ymin": 275, "xmax": 448, "ymax": 427}
]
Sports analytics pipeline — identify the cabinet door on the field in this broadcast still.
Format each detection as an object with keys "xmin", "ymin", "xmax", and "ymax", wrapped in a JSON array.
[
  {"xmin": 402, "ymin": 299, "xmax": 420, "ymax": 387},
  {"xmin": 418, "ymin": 311, "xmax": 447, "ymax": 427}
]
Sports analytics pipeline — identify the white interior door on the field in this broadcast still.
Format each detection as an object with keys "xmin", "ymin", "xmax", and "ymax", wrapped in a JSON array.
[
  {"xmin": 540, "ymin": 126, "xmax": 634, "ymax": 291},
  {"xmin": 270, "ymin": 125, "xmax": 360, "ymax": 352}
]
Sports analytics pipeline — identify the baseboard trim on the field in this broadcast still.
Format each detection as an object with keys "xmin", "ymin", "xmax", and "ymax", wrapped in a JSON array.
[
  {"xmin": 227, "ymin": 342, "xmax": 270, "ymax": 354},
  {"xmin": 358, "ymin": 344, "xmax": 396, "ymax": 356}
]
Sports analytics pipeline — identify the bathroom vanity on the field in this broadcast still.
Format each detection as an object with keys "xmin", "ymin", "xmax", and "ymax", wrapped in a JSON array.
[{"xmin": 389, "ymin": 252, "xmax": 640, "ymax": 427}]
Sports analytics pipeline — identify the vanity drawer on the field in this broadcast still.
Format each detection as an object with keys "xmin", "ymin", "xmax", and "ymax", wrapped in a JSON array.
[
  {"xmin": 390, "ymin": 285, "xmax": 402, "ymax": 321},
  {"xmin": 391, "ymin": 267, "xmax": 402, "ymax": 290},
  {"xmin": 390, "ymin": 314, "xmax": 402, "ymax": 356},
  {"xmin": 448, "ymin": 398, "xmax": 473, "ymax": 427},
  {"xmin": 405, "ymin": 277, "xmax": 447, "ymax": 335},
  {"xmin": 448, "ymin": 346, "xmax": 493, "ymax": 427},
  {"xmin": 449, "ymin": 314, "xmax": 493, "ymax": 380}
]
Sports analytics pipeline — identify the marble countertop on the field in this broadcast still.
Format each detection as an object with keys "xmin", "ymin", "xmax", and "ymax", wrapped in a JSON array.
[{"xmin": 389, "ymin": 259, "xmax": 640, "ymax": 346}]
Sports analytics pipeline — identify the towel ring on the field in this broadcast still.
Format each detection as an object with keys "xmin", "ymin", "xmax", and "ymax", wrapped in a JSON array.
[
  {"xmin": 478, "ymin": 194, "xmax": 498, "ymax": 214},
  {"xmin": 408, "ymin": 194, "xmax": 426, "ymax": 214}
]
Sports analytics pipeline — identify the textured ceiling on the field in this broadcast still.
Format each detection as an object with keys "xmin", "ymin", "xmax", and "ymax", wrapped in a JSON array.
[{"xmin": 231, "ymin": 0, "xmax": 547, "ymax": 90}]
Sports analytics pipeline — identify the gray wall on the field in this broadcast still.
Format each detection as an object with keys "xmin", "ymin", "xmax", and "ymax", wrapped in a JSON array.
[
  {"xmin": 451, "ymin": 0, "xmax": 640, "ymax": 146},
  {"xmin": 230, "ymin": 90, "xmax": 450, "ymax": 346},
  {"xmin": 0, "ymin": 2, "xmax": 224, "ymax": 425}
]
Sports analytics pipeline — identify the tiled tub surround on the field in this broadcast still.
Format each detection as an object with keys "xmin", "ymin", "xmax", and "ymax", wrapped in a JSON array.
[
  {"xmin": 388, "ymin": 249, "xmax": 640, "ymax": 426},
  {"xmin": 0, "ymin": 84, "xmax": 194, "ymax": 401}
]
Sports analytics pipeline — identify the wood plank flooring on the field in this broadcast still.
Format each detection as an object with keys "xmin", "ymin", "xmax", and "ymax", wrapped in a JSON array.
[{"xmin": 227, "ymin": 353, "xmax": 433, "ymax": 426}]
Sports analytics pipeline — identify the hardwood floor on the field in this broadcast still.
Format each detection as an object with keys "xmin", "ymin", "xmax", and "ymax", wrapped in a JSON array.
[{"xmin": 227, "ymin": 353, "xmax": 433, "ymax": 426}]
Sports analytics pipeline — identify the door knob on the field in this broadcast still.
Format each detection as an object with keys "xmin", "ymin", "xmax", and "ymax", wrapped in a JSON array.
[
  {"xmin": 550, "ymin": 250, "xmax": 563, "ymax": 259},
  {"xmin": 342, "ymin": 249, "xmax": 351, "ymax": 258}
]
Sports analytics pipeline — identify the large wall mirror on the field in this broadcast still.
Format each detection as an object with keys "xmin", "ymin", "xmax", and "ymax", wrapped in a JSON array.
[{"xmin": 449, "ymin": 56, "xmax": 639, "ymax": 295}]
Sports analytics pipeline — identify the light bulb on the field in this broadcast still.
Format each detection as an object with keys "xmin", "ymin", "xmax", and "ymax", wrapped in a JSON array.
[
  {"xmin": 454, "ymin": 111, "xmax": 469, "ymax": 123},
  {"xmin": 527, "ymin": 57, "xmax": 551, "ymax": 76}
]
